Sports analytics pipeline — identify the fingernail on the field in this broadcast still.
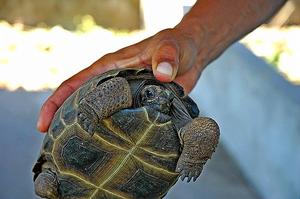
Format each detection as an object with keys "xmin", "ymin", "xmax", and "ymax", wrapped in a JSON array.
[{"xmin": 156, "ymin": 62, "xmax": 173, "ymax": 77}]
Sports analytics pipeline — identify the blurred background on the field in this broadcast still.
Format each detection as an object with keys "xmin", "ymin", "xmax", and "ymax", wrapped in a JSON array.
[{"xmin": 0, "ymin": 0, "xmax": 299, "ymax": 199}]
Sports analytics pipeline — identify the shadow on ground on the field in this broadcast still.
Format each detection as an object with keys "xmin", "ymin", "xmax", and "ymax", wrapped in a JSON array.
[{"xmin": 0, "ymin": 89, "xmax": 261, "ymax": 199}]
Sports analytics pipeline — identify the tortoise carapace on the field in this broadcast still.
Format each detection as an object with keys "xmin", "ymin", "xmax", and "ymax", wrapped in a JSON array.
[{"xmin": 33, "ymin": 68, "xmax": 219, "ymax": 199}]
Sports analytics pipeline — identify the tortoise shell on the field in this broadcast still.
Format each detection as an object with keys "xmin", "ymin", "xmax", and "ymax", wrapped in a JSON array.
[{"xmin": 33, "ymin": 68, "xmax": 200, "ymax": 199}]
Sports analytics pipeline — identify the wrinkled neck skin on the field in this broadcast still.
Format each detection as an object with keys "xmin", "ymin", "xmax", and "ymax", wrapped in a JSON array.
[
  {"xmin": 142, "ymin": 93, "xmax": 193, "ymax": 134},
  {"xmin": 170, "ymin": 97, "xmax": 193, "ymax": 132},
  {"xmin": 143, "ymin": 95, "xmax": 172, "ymax": 115}
]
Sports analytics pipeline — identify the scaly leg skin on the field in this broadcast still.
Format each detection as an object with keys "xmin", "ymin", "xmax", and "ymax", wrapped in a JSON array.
[
  {"xmin": 78, "ymin": 77, "xmax": 132, "ymax": 136},
  {"xmin": 34, "ymin": 169, "xmax": 58, "ymax": 199},
  {"xmin": 176, "ymin": 117, "xmax": 220, "ymax": 182}
]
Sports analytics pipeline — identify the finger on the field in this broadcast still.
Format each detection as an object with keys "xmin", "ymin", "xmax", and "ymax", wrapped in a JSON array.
[
  {"xmin": 37, "ymin": 39, "xmax": 152, "ymax": 132},
  {"xmin": 37, "ymin": 67, "xmax": 96, "ymax": 132},
  {"xmin": 88, "ymin": 38, "xmax": 154, "ymax": 73},
  {"xmin": 151, "ymin": 40, "xmax": 179, "ymax": 82},
  {"xmin": 174, "ymin": 66, "xmax": 201, "ymax": 94},
  {"xmin": 113, "ymin": 52, "xmax": 152, "ymax": 69}
]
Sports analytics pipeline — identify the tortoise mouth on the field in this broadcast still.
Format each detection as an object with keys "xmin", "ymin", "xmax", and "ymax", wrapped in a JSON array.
[
  {"xmin": 137, "ymin": 83, "xmax": 174, "ymax": 114},
  {"xmin": 131, "ymin": 79, "xmax": 174, "ymax": 104},
  {"xmin": 157, "ymin": 97, "xmax": 173, "ymax": 114}
]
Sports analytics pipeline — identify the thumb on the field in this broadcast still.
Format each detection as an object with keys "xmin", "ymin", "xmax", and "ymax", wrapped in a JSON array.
[{"xmin": 152, "ymin": 41, "xmax": 179, "ymax": 82}]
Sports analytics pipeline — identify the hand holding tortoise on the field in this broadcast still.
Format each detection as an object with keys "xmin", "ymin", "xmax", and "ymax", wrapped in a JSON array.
[{"xmin": 37, "ymin": 0, "xmax": 286, "ymax": 133}]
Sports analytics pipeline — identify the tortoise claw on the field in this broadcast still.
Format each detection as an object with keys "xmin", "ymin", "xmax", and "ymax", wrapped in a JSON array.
[
  {"xmin": 77, "ymin": 108, "xmax": 97, "ymax": 136},
  {"xmin": 193, "ymin": 170, "xmax": 201, "ymax": 182},
  {"xmin": 187, "ymin": 173, "xmax": 193, "ymax": 183},
  {"xmin": 176, "ymin": 158, "xmax": 204, "ymax": 183},
  {"xmin": 180, "ymin": 169, "xmax": 189, "ymax": 181},
  {"xmin": 178, "ymin": 166, "xmax": 202, "ymax": 182}
]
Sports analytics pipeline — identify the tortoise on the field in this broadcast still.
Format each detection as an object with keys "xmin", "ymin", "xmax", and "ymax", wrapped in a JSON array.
[{"xmin": 33, "ymin": 68, "xmax": 220, "ymax": 199}]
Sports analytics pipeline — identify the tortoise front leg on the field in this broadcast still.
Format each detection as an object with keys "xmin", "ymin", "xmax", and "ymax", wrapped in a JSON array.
[
  {"xmin": 176, "ymin": 117, "xmax": 220, "ymax": 182},
  {"xmin": 78, "ymin": 77, "xmax": 132, "ymax": 135}
]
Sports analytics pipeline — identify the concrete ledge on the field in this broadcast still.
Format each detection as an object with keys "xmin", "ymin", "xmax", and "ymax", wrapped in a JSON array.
[{"xmin": 191, "ymin": 43, "xmax": 300, "ymax": 199}]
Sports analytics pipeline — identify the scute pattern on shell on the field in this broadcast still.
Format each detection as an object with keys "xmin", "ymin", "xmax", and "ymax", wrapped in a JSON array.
[{"xmin": 34, "ymin": 68, "xmax": 196, "ymax": 199}]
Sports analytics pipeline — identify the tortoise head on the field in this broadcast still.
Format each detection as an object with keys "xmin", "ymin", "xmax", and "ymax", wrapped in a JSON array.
[{"xmin": 140, "ymin": 85, "xmax": 174, "ymax": 114}]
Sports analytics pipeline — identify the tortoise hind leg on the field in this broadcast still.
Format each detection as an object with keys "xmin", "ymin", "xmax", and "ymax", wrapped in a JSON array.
[
  {"xmin": 176, "ymin": 117, "xmax": 220, "ymax": 182},
  {"xmin": 34, "ymin": 169, "xmax": 58, "ymax": 199}
]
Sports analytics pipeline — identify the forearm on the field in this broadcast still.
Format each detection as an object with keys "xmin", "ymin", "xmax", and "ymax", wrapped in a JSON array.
[{"xmin": 176, "ymin": 0, "xmax": 287, "ymax": 69}]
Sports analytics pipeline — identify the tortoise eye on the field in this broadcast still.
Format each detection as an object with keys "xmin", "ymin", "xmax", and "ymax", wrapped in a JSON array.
[{"xmin": 145, "ymin": 88, "xmax": 155, "ymax": 99}]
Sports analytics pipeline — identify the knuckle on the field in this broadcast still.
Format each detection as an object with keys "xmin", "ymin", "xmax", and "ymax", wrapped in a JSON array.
[{"xmin": 101, "ymin": 53, "xmax": 113, "ymax": 60}]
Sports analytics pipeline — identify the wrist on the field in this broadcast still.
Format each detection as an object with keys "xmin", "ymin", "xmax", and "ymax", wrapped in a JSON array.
[
  {"xmin": 174, "ymin": 0, "xmax": 286, "ymax": 71},
  {"xmin": 174, "ymin": 16, "xmax": 226, "ymax": 72}
]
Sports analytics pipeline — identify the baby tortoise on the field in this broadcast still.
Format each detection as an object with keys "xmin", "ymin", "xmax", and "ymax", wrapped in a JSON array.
[{"xmin": 33, "ymin": 68, "xmax": 220, "ymax": 199}]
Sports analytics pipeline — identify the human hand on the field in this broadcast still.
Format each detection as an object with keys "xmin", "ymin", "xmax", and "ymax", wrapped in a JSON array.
[
  {"xmin": 37, "ymin": 0, "xmax": 287, "ymax": 132},
  {"xmin": 37, "ymin": 27, "xmax": 206, "ymax": 132}
]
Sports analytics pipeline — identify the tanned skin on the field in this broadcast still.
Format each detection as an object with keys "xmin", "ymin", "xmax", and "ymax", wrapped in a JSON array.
[{"xmin": 37, "ymin": 0, "xmax": 286, "ymax": 132}]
